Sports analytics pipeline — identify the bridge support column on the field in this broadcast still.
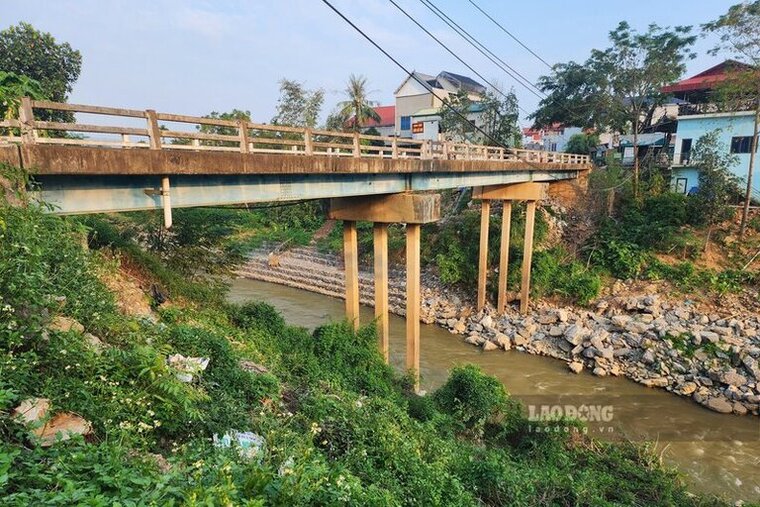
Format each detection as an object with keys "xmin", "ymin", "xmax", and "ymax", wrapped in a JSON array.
[
  {"xmin": 161, "ymin": 176, "xmax": 172, "ymax": 229},
  {"xmin": 329, "ymin": 193, "xmax": 440, "ymax": 390},
  {"xmin": 473, "ymin": 182, "xmax": 547, "ymax": 314},
  {"xmin": 406, "ymin": 223, "xmax": 421, "ymax": 390},
  {"xmin": 343, "ymin": 221, "xmax": 360, "ymax": 330},
  {"xmin": 373, "ymin": 223, "xmax": 389, "ymax": 362},
  {"xmin": 497, "ymin": 201, "xmax": 512, "ymax": 313},
  {"xmin": 477, "ymin": 199, "xmax": 490, "ymax": 312},
  {"xmin": 520, "ymin": 201, "xmax": 536, "ymax": 314}
]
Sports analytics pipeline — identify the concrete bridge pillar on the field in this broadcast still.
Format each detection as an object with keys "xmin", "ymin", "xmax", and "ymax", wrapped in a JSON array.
[
  {"xmin": 329, "ymin": 193, "xmax": 440, "ymax": 391},
  {"xmin": 473, "ymin": 182, "xmax": 548, "ymax": 315}
]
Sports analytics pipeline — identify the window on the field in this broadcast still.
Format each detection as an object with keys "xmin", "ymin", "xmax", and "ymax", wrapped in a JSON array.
[
  {"xmin": 400, "ymin": 116, "xmax": 411, "ymax": 130},
  {"xmin": 680, "ymin": 138, "xmax": 692, "ymax": 164},
  {"xmin": 675, "ymin": 177, "xmax": 688, "ymax": 194},
  {"xmin": 730, "ymin": 136, "xmax": 756, "ymax": 154}
]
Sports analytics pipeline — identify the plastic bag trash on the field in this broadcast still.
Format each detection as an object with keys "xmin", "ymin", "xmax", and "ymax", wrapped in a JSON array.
[
  {"xmin": 213, "ymin": 431, "xmax": 265, "ymax": 461},
  {"xmin": 167, "ymin": 354, "xmax": 210, "ymax": 383}
]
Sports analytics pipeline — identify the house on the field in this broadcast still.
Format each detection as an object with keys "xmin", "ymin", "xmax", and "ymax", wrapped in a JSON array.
[
  {"xmin": 663, "ymin": 61, "xmax": 759, "ymax": 198},
  {"xmin": 394, "ymin": 71, "xmax": 486, "ymax": 137},
  {"xmin": 521, "ymin": 124, "xmax": 582, "ymax": 152},
  {"xmin": 617, "ymin": 133, "xmax": 670, "ymax": 166},
  {"xmin": 671, "ymin": 111, "xmax": 758, "ymax": 197},
  {"xmin": 352, "ymin": 105, "xmax": 396, "ymax": 137},
  {"xmin": 409, "ymin": 103, "xmax": 485, "ymax": 141}
]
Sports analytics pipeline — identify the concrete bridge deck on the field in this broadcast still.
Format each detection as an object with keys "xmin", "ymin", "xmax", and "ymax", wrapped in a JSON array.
[{"xmin": 0, "ymin": 98, "xmax": 591, "ymax": 215}]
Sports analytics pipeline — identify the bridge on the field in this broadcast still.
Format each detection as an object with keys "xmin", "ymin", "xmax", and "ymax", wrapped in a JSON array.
[{"xmin": 0, "ymin": 97, "xmax": 592, "ymax": 389}]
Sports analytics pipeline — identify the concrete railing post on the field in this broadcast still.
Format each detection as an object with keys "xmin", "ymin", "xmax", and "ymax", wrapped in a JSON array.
[
  {"xmin": 18, "ymin": 97, "xmax": 36, "ymax": 144},
  {"xmin": 304, "ymin": 128, "xmax": 313, "ymax": 155},
  {"xmin": 145, "ymin": 109, "xmax": 162, "ymax": 150},
  {"xmin": 238, "ymin": 120, "xmax": 250, "ymax": 154}
]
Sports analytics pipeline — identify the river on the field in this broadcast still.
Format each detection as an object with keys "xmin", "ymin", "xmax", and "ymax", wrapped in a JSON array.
[{"xmin": 229, "ymin": 278, "xmax": 760, "ymax": 502}]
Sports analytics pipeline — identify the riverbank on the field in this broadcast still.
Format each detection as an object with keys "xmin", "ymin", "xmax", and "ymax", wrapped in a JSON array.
[
  {"xmin": 238, "ymin": 245, "xmax": 760, "ymax": 416},
  {"xmin": 2, "ymin": 204, "xmax": 717, "ymax": 505}
]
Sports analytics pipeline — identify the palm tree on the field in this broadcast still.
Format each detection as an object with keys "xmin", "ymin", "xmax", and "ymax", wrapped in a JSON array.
[{"xmin": 337, "ymin": 74, "xmax": 381, "ymax": 132}]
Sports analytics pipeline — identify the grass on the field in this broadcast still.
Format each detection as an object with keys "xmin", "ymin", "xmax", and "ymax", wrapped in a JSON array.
[{"xmin": 0, "ymin": 197, "xmax": 729, "ymax": 505}]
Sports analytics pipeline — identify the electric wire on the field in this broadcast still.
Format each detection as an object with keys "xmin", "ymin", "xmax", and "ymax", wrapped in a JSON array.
[
  {"xmin": 320, "ymin": 0, "xmax": 533, "ymax": 158},
  {"xmin": 386, "ymin": 0, "xmax": 533, "ymax": 115},
  {"xmin": 467, "ymin": 0, "xmax": 553, "ymax": 69}
]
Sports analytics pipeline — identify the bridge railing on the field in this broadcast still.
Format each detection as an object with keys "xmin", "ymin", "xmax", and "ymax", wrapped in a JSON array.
[{"xmin": 0, "ymin": 98, "xmax": 591, "ymax": 165}]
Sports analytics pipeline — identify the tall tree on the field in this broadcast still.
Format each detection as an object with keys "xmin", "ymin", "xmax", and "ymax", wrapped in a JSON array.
[
  {"xmin": 439, "ymin": 89, "xmax": 477, "ymax": 142},
  {"xmin": 337, "ymin": 74, "xmax": 380, "ymax": 132},
  {"xmin": 439, "ymin": 88, "xmax": 521, "ymax": 147},
  {"xmin": 704, "ymin": 1, "xmax": 760, "ymax": 237},
  {"xmin": 271, "ymin": 79, "xmax": 324, "ymax": 128},
  {"xmin": 689, "ymin": 131, "xmax": 741, "ymax": 249},
  {"xmin": 0, "ymin": 22, "xmax": 82, "ymax": 122},
  {"xmin": 533, "ymin": 21, "xmax": 696, "ymax": 196}
]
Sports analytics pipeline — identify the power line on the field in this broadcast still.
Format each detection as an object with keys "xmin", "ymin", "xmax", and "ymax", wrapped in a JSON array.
[
  {"xmin": 467, "ymin": 0, "xmax": 553, "ymax": 69},
  {"xmin": 417, "ymin": 0, "xmax": 545, "ymax": 100},
  {"xmin": 386, "ymin": 0, "xmax": 533, "ymax": 115},
  {"xmin": 321, "ymin": 0, "xmax": 530, "ymax": 155},
  {"xmin": 419, "ymin": 0, "xmax": 590, "ymax": 123}
]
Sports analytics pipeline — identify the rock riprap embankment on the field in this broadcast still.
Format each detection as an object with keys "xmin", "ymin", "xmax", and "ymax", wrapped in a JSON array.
[{"xmin": 239, "ymin": 246, "xmax": 760, "ymax": 416}]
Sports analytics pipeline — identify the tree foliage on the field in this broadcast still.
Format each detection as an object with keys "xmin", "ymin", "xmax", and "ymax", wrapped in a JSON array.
[
  {"xmin": 337, "ymin": 74, "xmax": 380, "ymax": 132},
  {"xmin": 532, "ymin": 21, "xmax": 696, "ymax": 134},
  {"xmin": 689, "ymin": 130, "xmax": 741, "ymax": 229},
  {"xmin": 0, "ymin": 22, "xmax": 82, "ymax": 122},
  {"xmin": 0, "ymin": 71, "xmax": 45, "ymax": 120},
  {"xmin": 565, "ymin": 132, "xmax": 600, "ymax": 155},
  {"xmin": 271, "ymin": 78, "xmax": 324, "ymax": 128},
  {"xmin": 440, "ymin": 89, "xmax": 521, "ymax": 147}
]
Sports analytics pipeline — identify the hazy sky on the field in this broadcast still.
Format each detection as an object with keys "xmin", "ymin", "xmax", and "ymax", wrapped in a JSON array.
[{"xmin": 1, "ymin": 0, "xmax": 736, "ymax": 126}]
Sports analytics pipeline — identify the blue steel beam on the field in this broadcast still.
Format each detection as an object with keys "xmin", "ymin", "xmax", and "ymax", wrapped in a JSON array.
[{"xmin": 34, "ymin": 170, "xmax": 579, "ymax": 215}]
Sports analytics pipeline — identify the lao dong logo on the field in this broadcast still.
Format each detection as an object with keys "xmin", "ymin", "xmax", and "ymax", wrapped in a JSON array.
[{"xmin": 527, "ymin": 403, "xmax": 614, "ymax": 422}]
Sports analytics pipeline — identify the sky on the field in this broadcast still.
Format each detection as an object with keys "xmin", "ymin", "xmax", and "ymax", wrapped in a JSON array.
[{"xmin": 1, "ymin": 0, "xmax": 737, "ymax": 127}]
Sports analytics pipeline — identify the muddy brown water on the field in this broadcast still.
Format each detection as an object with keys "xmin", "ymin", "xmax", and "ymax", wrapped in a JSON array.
[{"xmin": 229, "ymin": 278, "xmax": 760, "ymax": 502}]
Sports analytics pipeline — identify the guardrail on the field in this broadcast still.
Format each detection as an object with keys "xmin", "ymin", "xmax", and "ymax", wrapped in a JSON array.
[{"xmin": 0, "ymin": 97, "xmax": 591, "ymax": 165}]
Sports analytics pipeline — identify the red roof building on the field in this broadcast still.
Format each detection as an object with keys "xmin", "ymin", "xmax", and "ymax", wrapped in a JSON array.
[
  {"xmin": 662, "ymin": 60, "xmax": 754, "ymax": 102},
  {"xmin": 357, "ymin": 105, "xmax": 395, "ymax": 128}
]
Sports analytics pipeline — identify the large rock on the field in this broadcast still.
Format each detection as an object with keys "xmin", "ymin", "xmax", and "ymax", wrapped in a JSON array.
[
  {"xmin": 564, "ymin": 324, "xmax": 585, "ymax": 346},
  {"xmin": 641, "ymin": 377, "xmax": 669, "ymax": 388},
  {"xmin": 568, "ymin": 361, "xmax": 584, "ymax": 374},
  {"xmin": 592, "ymin": 367, "xmax": 607, "ymax": 377},
  {"xmin": 482, "ymin": 340, "xmax": 499, "ymax": 352},
  {"xmin": 548, "ymin": 325, "xmax": 565, "ymax": 337},
  {"xmin": 742, "ymin": 356, "xmax": 760, "ymax": 381},
  {"xmin": 641, "ymin": 349, "xmax": 656, "ymax": 365},
  {"xmin": 49, "ymin": 316, "xmax": 84, "ymax": 334},
  {"xmin": 704, "ymin": 396, "xmax": 733, "ymax": 414},
  {"xmin": 12, "ymin": 398, "xmax": 50, "ymax": 424},
  {"xmin": 494, "ymin": 333, "xmax": 511, "ymax": 351},
  {"xmin": 37, "ymin": 412, "xmax": 93, "ymax": 446},
  {"xmin": 513, "ymin": 334, "xmax": 529, "ymax": 347},
  {"xmin": 720, "ymin": 370, "xmax": 747, "ymax": 387},
  {"xmin": 480, "ymin": 315, "xmax": 494, "ymax": 329}
]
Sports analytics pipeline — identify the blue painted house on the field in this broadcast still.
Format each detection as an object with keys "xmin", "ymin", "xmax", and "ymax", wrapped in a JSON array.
[
  {"xmin": 671, "ymin": 111, "xmax": 759, "ymax": 198},
  {"xmin": 663, "ymin": 61, "xmax": 759, "ymax": 199}
]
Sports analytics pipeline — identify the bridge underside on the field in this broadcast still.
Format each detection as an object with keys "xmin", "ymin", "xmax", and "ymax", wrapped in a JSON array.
[
  {"xmin": 1, "ymin": 144, "xmax": 586, "ymax": 214},
  {"xmin": 33, "ymin": 170, "xmax": 577, "ymax": 214}
]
